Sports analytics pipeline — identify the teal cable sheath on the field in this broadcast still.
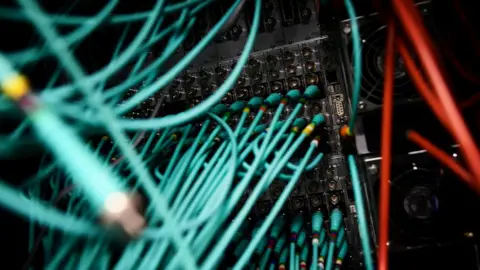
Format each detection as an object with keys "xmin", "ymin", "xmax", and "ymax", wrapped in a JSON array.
[
  {"xmin": 77, "ymin": 238, "xmax": 104, "ymax": 270},
  {"xmin": 0, "ymin": 0, "xmax": 209, "ymax": 25},
  {"xmin": 313, "ymin": 244, "xmax": 319, "ymax": 270},
  {"xmin": 46, "ymin": 238, "xmax": 78, "ymax": 269},
  {"xmin": 233, "ymin": 142, "xmax": 319, "ymax": 270},
  {"xmin": 348, "ymin": 155, "xmax": 374, "ymax": 270},
  {"xmin": 38, "ymin": 0, "xmax": 166, "ymax": 102},
  {"xmin": 140, "ymin": 112, "xmax": 238, "ymax": 269},
  {"xmin": 234, "ymin": 111, "xmax": 249, "ymax": 137},
  {"xmin": 199, "ymin": 131, "xmax": 309, "ymax": 270},
  {"xmin": 27, "ymin": 106, "xmax": 125, "ymax": 209},
  {"xmin": 345, "ymin": 0, "xmax": 362, "ymax": 130},
  {"xmin": 290, "ymin": 242, "xmax": 296, "ymax": 270},
  {"xmin": 113, "ymin": 0, "xmax": 259, "ymax": 129},
  {"xmin": 265, "ymin": 103, "xmax": 302, "ymax": 157},
  {"xmin": 160, "ymin": 125, "xmax": 191, "ymax": 187},
  {"xmin": 163, "ymin": 122, "xmax": 210, "ymax": 199},
  {"xmin": 18, "ymin": 0, "xmax": 179, "ymax": 239},
  {"xmin": 16, "ymin": 1, "xmax": 196, "ymax": 264},
  {"xmin": 104, "ymin": 17, "xmax": 189, "ymax": 102},
  {"xmin": 7, "ymin": 0, "xmax": 121, "ymax": 66}
]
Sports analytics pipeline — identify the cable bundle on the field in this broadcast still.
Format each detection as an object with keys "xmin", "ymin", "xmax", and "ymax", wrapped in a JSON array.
[
  {"xmin": 0, "ymin": 0, "xmax": 329, "ymax": 265},
  {"xmin": 11, "ymin": 88, "xmax": 327, "ymax": 269},
  {"xmin": 0, "ymin": 0, "xmax": 384, "ymax": 269},
  {"xmin": 221, "ymin": 210, "xmax": 348, "ymax": 270}
]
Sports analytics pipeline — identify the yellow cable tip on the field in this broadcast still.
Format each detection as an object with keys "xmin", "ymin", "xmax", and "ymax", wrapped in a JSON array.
[
  {"xmin": 1, "ymin": 74, "xmax": 30, "ymax": 101},
  {"xmin": 302, "ymin": 123, "xmax": 315, "ymax": 136}
]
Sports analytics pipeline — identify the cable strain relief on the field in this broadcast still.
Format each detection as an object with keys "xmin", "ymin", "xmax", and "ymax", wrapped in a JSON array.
[{"xmin": 259, "ymin": 104, "xmax": 269, "ymax": 112}]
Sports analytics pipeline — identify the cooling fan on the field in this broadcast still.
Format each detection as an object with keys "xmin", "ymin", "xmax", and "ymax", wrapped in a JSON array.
[
  {"xmin": 342, "ymin": 15, "xmax": 422, "ymax": 111},
  {"xmin": 359, "ymin": 25, "xmax": 418, "ymax": 106},
  {"xmin": 366, "ymin": 149, "xmax": 480, "ymax": 250},
  {"xmin": 384, "ymin": 166, "xmax": 442, "ymax": 245}
]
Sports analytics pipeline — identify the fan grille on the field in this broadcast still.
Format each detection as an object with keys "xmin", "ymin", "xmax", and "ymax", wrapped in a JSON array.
[{"xmin": 348, "ymin": 24, "xmax": 419, "ymax": 106}]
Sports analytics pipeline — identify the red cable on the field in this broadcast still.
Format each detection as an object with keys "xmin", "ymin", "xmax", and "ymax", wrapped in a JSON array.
[
  {"xmin": 399, "ymin": 38, "xmax": 480, "ymax": 124},
  {"xmin": 392, "ymin": 0, "xmax": 480, "ymax": 184},
  {"xmin": 407, "ymin": 130, "xmax": 479, "ymax": 193},
  {"xmin": 397, "ymin": 38, "xmax": 452, "ymax": 130},
  {"xmin": 378, "ymin": 18, "xmax": 396, "ymax": 270}
]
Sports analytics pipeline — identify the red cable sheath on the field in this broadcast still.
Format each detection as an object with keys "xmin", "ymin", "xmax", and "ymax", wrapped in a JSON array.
[
  {"xmin": 397, "ymin": 38, "xmax": 452, "ymax": 130},
  {"xmin": 392, "ymin": 0, "xmax": 480, "ymax": 184},
  {"xmin": 407, "ymin": 130, "xmax": 478, "ymax": 192},
  {"xmin": 378, "ymin": 18, "xmax": 396, "ymax": 270}
]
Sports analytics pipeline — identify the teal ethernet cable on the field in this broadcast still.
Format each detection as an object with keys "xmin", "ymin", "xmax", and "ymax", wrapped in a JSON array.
[
  {"xmin": 300, "ymin": 244, "xmax": 309, "ymax": 270},
  {"xmin": 264, "ymin": 85, "xmax": 321, "ymax": 157},
  {"xmin": 250, "ymin": 115, "xmax": 324, "ymax": 172},
  {"xmin": 195, "ymin": 115, "xmax": 324, "ymax": 266},
  {"xmin": 252, "ymin": 231, "xmax": 268, "ymax": 266},
  {"xmin": 7, "ymin": 0, "xmax": 123, "ymax": 66},
  {"xmin": 271, "ymin": 232, "xmax": 287, "ymax": 269},
  {"xmin": 295, "ymin": 230, "xmax": 307, "ymax": 270},
  {"xmin": 113, "ymin": 0, "xmax": 260, "ymax": 128},
  {"xmin": 0, "ymin": 180, "xmax": 100, "ymax": 236},
  {"xmin": 229, "ymin": 219, "xmax": 251, "ymax": 252},
  {"xmin": 334, "ymin": 242, "xmax": 348, "ymax": 270},
  {"xmin": 263, "ymin": 94, "xmax": 303, "ymax": 156},
  {"xmin": 312, "ymin": 211, "xmax": 324, "ymax": 270},
  {"xmin": 229, "ymin": 100, "xmax": 250, "ymax": 134},
  {"xmin": 190, "ymin": 100, "xmax": 286, "ymax": 254},
  {"xmin": 35, "ymin": 1, "xmax": 185, "ymax": 103},
  {"xmin": 279, "ymin": 247, "xmax": 288, "ymax": 270},
  {"xmin": 318, "ymin": 243, "xmax": 328, "ymax": 270},
  {"xmin": 135, "ymin": 112, "xmax": 239, "ymax": 269},
  {"xmin": 161, "ymin": 104, "xmax": 274, "ymax": 268},
  {"xmin": 347, "ymin": 155, "xmax": 374, "ymax": 270},
  {"xmin": 159, "ymin": 124, "xmax": 192, "ymax": 189},
  {"xmin": 231, "ymin": 139, "xmax": 320, "ymax": 270},
  {"xmin": 170, "ymin": 139, "xmax": 227, "ymax": 210},
  {"xmin": 244, "ymin": 115, "xmax": 324, "ymax": 182},
  {"xmin": 156, "ymin": 114, "xmax": 237, "ymax": 231},
  {"xmin": 345, "ymin": 0, "xmax": 362, "ymax": 130},
  {"xmin": 77, "ymin": 237, "xmax": 105, "ymax": 270},
  {"xmin": 45, "ymin": 237, "xmax": 79, "ymax": 269},
  {"xmin": 234, "ymin": 239, "xmax": 250, "ymax": 262},
  {"xmin": 248, "ymin": 149, "xmax": 324, "ymax": 180},
  {"xmin": 105, "ymin": 17, "xmax": 196, "ymax": 103},
  {"xmin": 15, "ymin": 3, "xmax": 200, "ymax": 268},
  {"xmin": 193, "ymin": 127, "xmax": 313, "ymax": 269},
  {"xmin": 325, "ymin": 209, "xmax": 343, "ymax": 270},
  {"xmin": 235, "ymin": 97, "xmax": 263, "ymax": 137},
  {"xmin": 0, "ymin": 62, "xmax": 145, "ymax": 238},
  {"xmin": 238, "ymin": 93, "xmax": 283, "ymax": 151},
  {"xmin": 259, "ymin": 216, "xmax": 285, "ymax": 270},
  {"xmin": 173, "ymin": 142, "xmax": 230, "ymax": 218},
  {"xmin": 161, "ymin": 121, "xmax": 212, "ymax": 197},
  {"xmin": 187, "ymin": 104, "xmax": 231, "ymax": 168},
  {"xmin": 336, "ymin": 226, "xmax": 346, "ymax": 248},
  {"xmin": 0, "ymin": 0, "xmax": 210, "ymax": 26}
]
